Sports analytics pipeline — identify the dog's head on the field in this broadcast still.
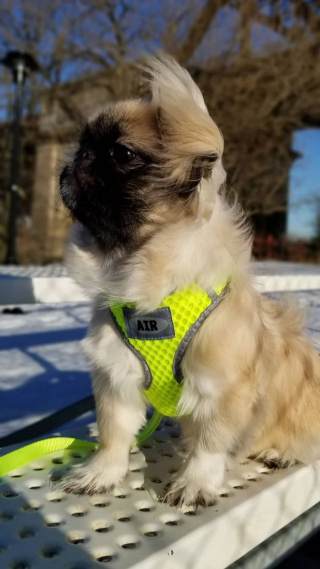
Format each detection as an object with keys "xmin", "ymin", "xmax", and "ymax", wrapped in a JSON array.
[{"xmin": 60, "ymin": 57, "xmax": 224, "ymax": 256}]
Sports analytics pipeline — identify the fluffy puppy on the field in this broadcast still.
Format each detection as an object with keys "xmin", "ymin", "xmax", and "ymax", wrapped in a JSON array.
[{"xmin": 59, "ymin": 56, "xmax": 320, "ymax": 507}]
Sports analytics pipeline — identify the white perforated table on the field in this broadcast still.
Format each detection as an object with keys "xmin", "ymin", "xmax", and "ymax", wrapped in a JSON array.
[
  {"xmin": 1, "ymin": 422, "xmax": 320, "ymax": 569},
  {"xmin": 1, "ymin": 263, "xmax": 320, "ymax": 569}
]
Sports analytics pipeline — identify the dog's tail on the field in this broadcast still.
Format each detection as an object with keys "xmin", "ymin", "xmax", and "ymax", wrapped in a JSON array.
[{"xmin": 146, "ymin": 55, "xmax": 224, "ymax": 190}]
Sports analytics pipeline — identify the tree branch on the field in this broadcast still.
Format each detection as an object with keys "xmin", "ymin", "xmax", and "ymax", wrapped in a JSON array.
[{"xmin": 176, "ymin": 0, "xmax": 230, "ymax": 65}]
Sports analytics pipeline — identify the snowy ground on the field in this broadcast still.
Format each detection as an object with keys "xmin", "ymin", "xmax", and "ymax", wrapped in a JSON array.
[
  {"xmin": 0, "ymin": 302, "xmax": 94, "ymax": 438},
  {"xmin": 0, "ymin": 289, "xmax": 320, "ymax": 440}
]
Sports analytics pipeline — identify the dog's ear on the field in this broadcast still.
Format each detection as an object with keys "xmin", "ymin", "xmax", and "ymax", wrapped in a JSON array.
[
  {"xmin": 178, "ymin": 154, "xmax": 219, "ymax": 197},
  {"xmin": 146, "ymin": 56, "xmax": 224, "ymax": 193}
]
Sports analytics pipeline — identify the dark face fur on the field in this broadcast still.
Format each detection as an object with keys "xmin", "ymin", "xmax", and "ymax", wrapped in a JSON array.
[
  {"xmin": 60, "ymin": 99, "xmax": 217, "ymax": 255},
  {"xmin": 60, "ymin": 101, "xmax": 163, "ymax": 254}
]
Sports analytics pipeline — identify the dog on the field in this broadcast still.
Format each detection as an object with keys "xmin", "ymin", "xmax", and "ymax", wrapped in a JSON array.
[{"xmin": 59, "ymin": 56, "xmax": 320, "ymax": 507}]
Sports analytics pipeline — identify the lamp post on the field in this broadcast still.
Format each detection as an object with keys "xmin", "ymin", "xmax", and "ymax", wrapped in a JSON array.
[{"xmin": 1, "ymin": 51, "xmax": 38, "ymax": 264}]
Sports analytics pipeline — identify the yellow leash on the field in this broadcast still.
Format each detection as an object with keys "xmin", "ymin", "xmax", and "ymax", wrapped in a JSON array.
[{"xmin": 0, "ymin": 410, "xmax": 163, "ymax": 476}]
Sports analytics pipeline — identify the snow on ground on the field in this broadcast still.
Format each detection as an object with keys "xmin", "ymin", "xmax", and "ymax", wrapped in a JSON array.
[
  {"xmin": 0, "ymin": 289, "xmax": 320, "ymax": 440},
  {"xmin": 0, "ymin": 302, "xmax": 93, "ymax": 438}
]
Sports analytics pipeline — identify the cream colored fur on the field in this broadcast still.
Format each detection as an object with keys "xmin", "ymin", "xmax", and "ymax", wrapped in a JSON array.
[{"xmin": 61, "ymin": 57, "xmax": 320, "ymax": 506}]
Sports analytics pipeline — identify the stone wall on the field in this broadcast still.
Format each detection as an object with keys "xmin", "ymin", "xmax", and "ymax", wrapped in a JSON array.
[
  {"xmin": 16, "ymin": 75, "xmax": 114, "ymax": 264},
  {"xmin": 17, "ymin": 142, "xmax": 72, "ymax": 263}
]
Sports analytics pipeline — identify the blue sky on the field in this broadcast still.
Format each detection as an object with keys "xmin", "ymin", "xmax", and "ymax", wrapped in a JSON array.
[{"xmin": 287, "ymin": 129, "xmax": 320, "ymax": 239}]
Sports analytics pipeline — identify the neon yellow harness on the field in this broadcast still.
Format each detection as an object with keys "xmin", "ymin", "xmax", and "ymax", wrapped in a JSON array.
[
  {"xmin": 110, "ymin": 283, "xmax": 227, "ymax": 417},
  {"xmin": 0, "ymin": 283, "xmax": 227, "ymax": 475}
]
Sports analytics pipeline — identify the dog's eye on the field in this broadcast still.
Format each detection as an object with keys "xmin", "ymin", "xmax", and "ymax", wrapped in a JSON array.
[
  {"xmin": 109, "ymin": 143, "xmax": 136, "ymax": 164},
  {"xmin": 206, "ymin": 154, "xmax": 218, "ymax": 163}
]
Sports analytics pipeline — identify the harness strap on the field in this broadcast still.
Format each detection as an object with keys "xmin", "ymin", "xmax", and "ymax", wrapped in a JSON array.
[{"xmin": 0, "ymin": 410, "xmax": 163, "ymax": 476}]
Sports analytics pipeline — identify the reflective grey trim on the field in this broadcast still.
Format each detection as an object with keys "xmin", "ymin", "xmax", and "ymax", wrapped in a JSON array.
[
  {"xmin": 109, "ymin": 309, "xmax": 153, "ymax": 390},
  {"xmin": 173, "ymin": 285, "xmax": 229, "ymax": 383}
]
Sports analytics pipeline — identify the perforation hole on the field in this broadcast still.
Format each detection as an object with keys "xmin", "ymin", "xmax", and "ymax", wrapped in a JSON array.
[
  {"xmin": 129, "ymin": 479, "xmax": 145, "ymax": 491},
  {"xmin": 115, "ymin": 510, "xmax": 132, "ymax": 522},
  {"xmin": 52, "ymin": 457, "xmax": 64, "ymax": 465},
  {"xmin": 154, "ymin": 438, "xmax": 166, "ymax": 444},
  {"xmin": 97, "ymin": 555, "xmax": 113, "ymax": 563},
  {"xmin": 159, "ymin": 513, "xmax": 181, "ymax": 526},
  {"xmin": 146, "ymin": 458, "xmax": 157, "ymax": 464},
  {"xmin": 45, "ymin": 514, "xmax": 65, "ymax": 528},
  {"xmin": 11, "ymin": 561, "xmax": 30, "ymax": 569},
  {"xmin": 94, "ymin": 549, "xmax": 114, "ymax": 563},
  {"xmin": 245, "ymin": 473, "xmax": 260, "ymax": 482},
  {"xmin": 160, "ymin": 452, "xmax": 174, "ymax": 458},
  {"xmin": 119, "ymin": 536, "xmax": 140, "ymax": 550},
  {"xmin": 68, "ymin": 531, "xmax": 88, "ymax": 545},
  {"xmin": 229, "ymin": 480, "xmax": 247, "ymax": 490},
  {"xmin": 49, "ymin": 471, "xmax": 64, "ymax": 482},
  {"xmin": 142, "ymin": 524, "xmax": 162, "ymax": 537},
  {"xmin": 18, "ymin": 528, "xmax": 35, "ymax": 539},
  {"xmin": 135, "ymin": 501, "xmax": 155, "ymax": 513},
  {"xmin": 29, "ymin": 462, "xmax": 45, "ymax": 471},
  {"xmin": 25, "ymin": 480, "xmax": 43, "ymax": 491},
  {"xmin": 92, "ymin": 521, "xmax": 111, "ymax": 533},
  {"xmin": 42, "ymin": 546, "xmax": 62, "ymax": 558},
  {"xmin": 168, "ymin": 433, "xmax": 180, "ymax": 439},
  {"xmin": 90, "ymin": 497, "xmax": 109, "ymax": 508},
  {"xmin": 151, "ymin": 478, "xmax": 162, "ymax": 484},
  {"xmin": 10, "ymin": 469, "xmax": 24, "ymax": 478},
  {"xmin": 257, "ymin": 466, "xmax": 271, "ymax": 475},
  {"xmin": 21, "ymin": 501, "xmax": 41, "ymax": 512},
  {"xmin": 71, "ymin": 453, "xmax": 83, "ymax": 459},
  {"xmin": 46, "ymin": 492, "xmax": 65, "ymax": 503},
  {"xmin": 2, "ymin": 489, "xmax": 19, "ymax": 498},
  {"xmin": 168, "ymin": 468, "xmax": 179, "ymax": 474},
  {"xmin": 68, "ymin": 506, "xmax": 87, "ymax": 517},
  {"xmin": 129, "ymin": 464, "xmax": 143, "ymax": 472}
]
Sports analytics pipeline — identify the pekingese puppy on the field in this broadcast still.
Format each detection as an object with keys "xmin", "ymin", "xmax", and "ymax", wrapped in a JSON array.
[{"xmin": 59, "ymin": 56, "xmax": 320, "ymax": 507}]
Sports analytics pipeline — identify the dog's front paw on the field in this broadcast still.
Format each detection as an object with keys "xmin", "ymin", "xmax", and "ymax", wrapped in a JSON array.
[
  {"xmin": 165, "ymin": 480, "xmax": 217, "ymax": 508},
  {"xmin": 59, "ymin": 449, "xmax": 128, "ymax": 495},
  {"xmin": 165, "ymin": 452, "xmax": 226, "ymax": 508}
]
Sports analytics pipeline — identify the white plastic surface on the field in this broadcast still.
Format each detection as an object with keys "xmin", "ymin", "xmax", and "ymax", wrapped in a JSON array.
[{"xmin": 1, "ymin": 422, "xmax": 320, "ymax": 569}]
